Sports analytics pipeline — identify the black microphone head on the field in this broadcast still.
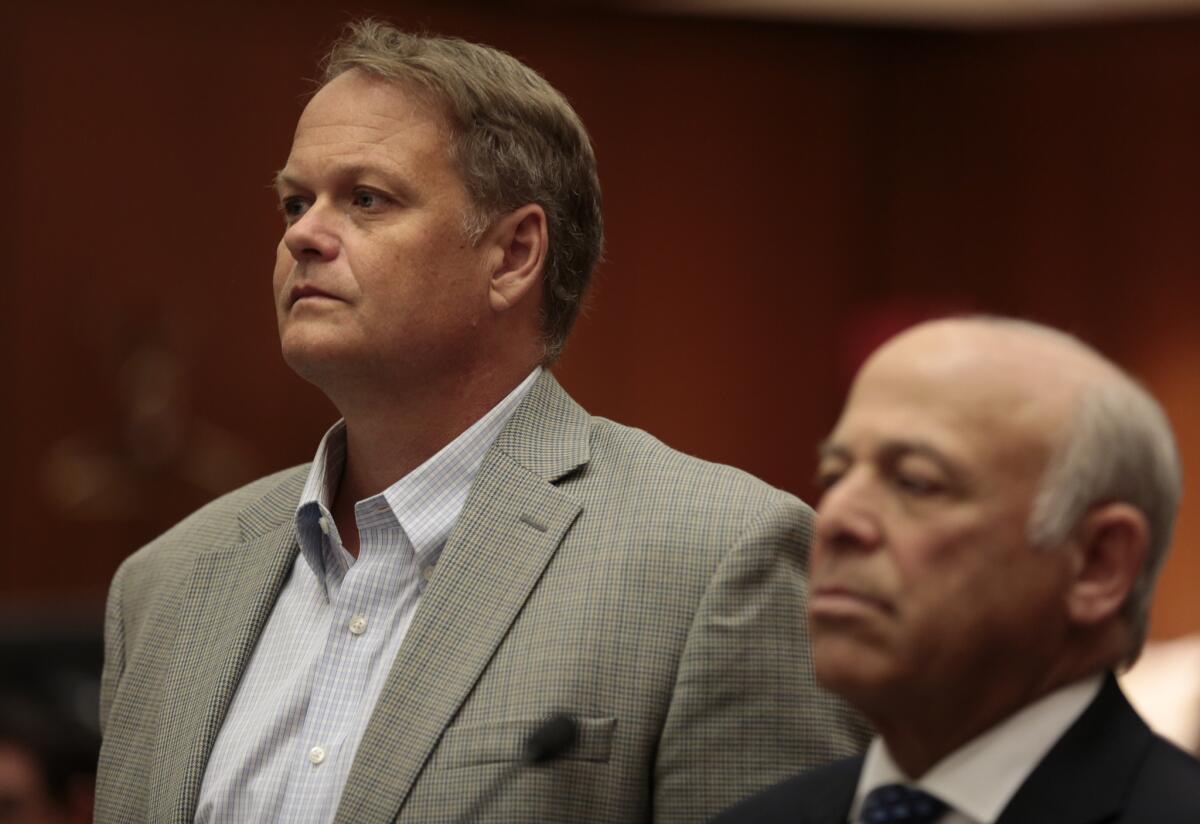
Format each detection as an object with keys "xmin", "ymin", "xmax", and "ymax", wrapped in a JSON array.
[{"xmin": 523, "ymin": 713, "xmax": 578, "ymax": 764}]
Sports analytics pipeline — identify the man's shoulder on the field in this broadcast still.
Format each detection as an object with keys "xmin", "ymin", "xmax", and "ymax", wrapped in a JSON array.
[
  {"xmin": 1048, "ymin": 727, "xmax": 1200, "ymax": 822},
  {"xmin": 709, "ymin": 756, "xmax": 862, "ymax": 823},
  {"xmin": 510, "ymin": 371, "xmax": 806, "ymax": 521},
  {"xmin": 585, "ymin": 414, "xmax": 805, "ymax": 512},
  {"xmin": 118, "ymin": 464, "xmax": 308, "ymax": 577},
  {"xmin": 1125, "ymin": 733, "xmax": 1200, "ymax": 819},
  {"xmin": 566, "ymin": 415, "xmax": 816, "ymax": 566},
  {"xmin": 1010, "ymin": 676, "xmax": 1200, "ymax": 823}
]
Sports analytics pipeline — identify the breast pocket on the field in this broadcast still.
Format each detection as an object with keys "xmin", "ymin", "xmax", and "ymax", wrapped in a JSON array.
[{"xmin": 436, "ymin": 716, "xmax": 617, "ymax": 769}]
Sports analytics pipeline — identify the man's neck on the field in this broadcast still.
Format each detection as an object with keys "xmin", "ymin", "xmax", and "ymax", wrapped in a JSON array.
[
  {"xmin": 327, "ymin": 361, "xmax": 538, "ymax": 556},
  {"xmin": 853, "ymin": 674, "xmax": 1107, "ymax": 824},
  {"xmin": 870, "ymin": 661, "xmax": 1092, "ymax": 778}
]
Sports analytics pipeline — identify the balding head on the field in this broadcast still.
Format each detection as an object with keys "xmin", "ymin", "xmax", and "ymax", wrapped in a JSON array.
[
  {"xmin": 851, "ymin": 318, "xmax": 1098, "ymax": 485},
  {"xmin": 891, "ymin": 318, "xmax": 1181, "ymax": 658},
  {"xmin": 809, "ymin": 316, "xmax": 1181, "ymax": 773},
  {"xmin": 861, "ymin": 317, "xmax": 1116, "ymax": 434}
]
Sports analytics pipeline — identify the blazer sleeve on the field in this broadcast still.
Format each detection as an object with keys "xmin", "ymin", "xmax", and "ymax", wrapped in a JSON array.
[
  {"xmin": 99, "ymin": 560, "xmax": 128, "ymax": 735},
  {"xmin": 652, "ymin": 494, "xmax": 870, "ymax": 822}
]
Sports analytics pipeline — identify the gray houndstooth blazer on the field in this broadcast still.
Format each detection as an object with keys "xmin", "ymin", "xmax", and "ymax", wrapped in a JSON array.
[{"xmin": 95, "ymin": 371, "xmax": 867, "ymax": 823}]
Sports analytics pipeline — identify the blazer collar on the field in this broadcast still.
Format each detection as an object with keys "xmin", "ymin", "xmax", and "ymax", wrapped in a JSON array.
[
  {"xmin": 487, "ymin": 369, "xmax": 590, "ymax": 483},
  {"xmin": 236, "ymin": 466, "xmax": 309, "ymax": 538},
  {"xmin": 803, "ymin": 758, "xmax": 862, "ymax": 824}
]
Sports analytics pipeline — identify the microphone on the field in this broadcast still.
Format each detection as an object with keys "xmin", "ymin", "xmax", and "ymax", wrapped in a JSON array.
[
  {"xmin": 455, "ymin": 713, "xmax": 579, "ymax": 823},
  {"xmin": 522, "ymin": 713, "xmax": 578, "ymax": 764}
]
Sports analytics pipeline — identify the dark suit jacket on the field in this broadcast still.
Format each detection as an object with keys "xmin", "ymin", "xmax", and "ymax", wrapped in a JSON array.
[
  {"xmin": 95, "ymin": 372, "xmax": 868, "ymax": 824},
  {"xmin": 711, "ymin": 675, "xmax": 1200, "ymax": 824}
]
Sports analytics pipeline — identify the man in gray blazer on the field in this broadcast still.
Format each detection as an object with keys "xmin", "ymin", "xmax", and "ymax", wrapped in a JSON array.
[{"xmin": 94, "ymin": 18, "xmax": 865, "ymax": 824}]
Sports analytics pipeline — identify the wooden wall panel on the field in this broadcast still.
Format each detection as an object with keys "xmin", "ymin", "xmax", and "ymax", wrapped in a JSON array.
[
  {"xmin": 6, "ymin": 3, "xmax": 1200, "ymax": 643},
  {"xmin": 1, "ymin": 3, "xmax": 17, "ymax": 595},
  {"xmin": 5, "ymin": 3, "xmax": 866, "ymax": 609},
  {"xmin": 854, "ymin": 21, "xmax": 1200, "ymax": 638}
]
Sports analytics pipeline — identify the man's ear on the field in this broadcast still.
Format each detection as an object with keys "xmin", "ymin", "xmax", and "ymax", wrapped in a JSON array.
[
  {"xmin": 487, "ymin": 204, "xmax": 547, "ymax": 314},
  {"xmin": 1065, "ymin": 502, "xmax": 1149, "ymax": 627}
]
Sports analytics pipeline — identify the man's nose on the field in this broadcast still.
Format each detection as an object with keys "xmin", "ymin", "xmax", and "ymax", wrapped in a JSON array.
[
  {"xmin": 814, "ymin": 471, "xmax": 883, "ymax": 555},
  {"xmin": 283, "ymin": 203, "xmax": 340, "ymax": 262}
]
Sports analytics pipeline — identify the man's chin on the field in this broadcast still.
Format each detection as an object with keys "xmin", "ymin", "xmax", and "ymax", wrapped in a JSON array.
[
  {"xmin": 812, "ymin": 633, "xmax": 899, "ymax": 694},
  {"xmin": 280, "ymin": 341, "xmax": 365, "ymax": 388}
]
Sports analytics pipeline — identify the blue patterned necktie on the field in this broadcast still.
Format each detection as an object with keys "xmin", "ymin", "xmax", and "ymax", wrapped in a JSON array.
[{"xmin": 859, "ymin": 783, "xmax": 948, "ymax": 823}]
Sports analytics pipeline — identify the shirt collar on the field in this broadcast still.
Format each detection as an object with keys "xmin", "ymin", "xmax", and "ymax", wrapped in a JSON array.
[
  {"xmin": 852, "ymin": 673, "xmax": 1105, "ymax": 823},
  {"xmin": 295, "ymin": 420, "xmax": 349, "ymax": 592},
  {"xmin": 375, "ymin": 367, "xmax": 541, "ymax": 562},
  {"xmin": 294, "ymin": 367, "xmax": 541, "ymax": 592}
]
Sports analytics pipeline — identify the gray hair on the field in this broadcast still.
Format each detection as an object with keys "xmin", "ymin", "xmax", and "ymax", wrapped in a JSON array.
[
  {"xmin": 1018, "ymin": 329, "xmax": 1183, "ymax": 666},
  {"xmin": 320, "ymin": 19, "xmax": 604, "ymax": 363}
]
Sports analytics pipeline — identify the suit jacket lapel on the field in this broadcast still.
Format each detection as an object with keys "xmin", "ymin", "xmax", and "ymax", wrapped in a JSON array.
[
  {"xmin": 801, "ymin": 757, "xmax": 861, "ymax": 824},
  {"xmin": 334, "ymin": 372, "xmax": 589, "ymax": 824},
  {"xmin": 996, "ymin": 675, "xmax": 1152, "ymax": 824},
  {"xmin": 149, "ymin": 473, "xmax": 304, "ymax": 823}
]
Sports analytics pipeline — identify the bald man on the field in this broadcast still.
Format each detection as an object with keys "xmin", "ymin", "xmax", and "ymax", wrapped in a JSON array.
[{"xmin": 714, "ymin": 317, "xmax": 1200, "ymax": 823}]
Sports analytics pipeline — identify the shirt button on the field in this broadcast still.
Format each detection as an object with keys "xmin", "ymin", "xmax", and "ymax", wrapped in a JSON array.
[
  {"xmin": 349, "ymin": 615, "xmax": 368, "ymax": 636},
  {"xmin": 308, "ymin": 745, "xmax": 326, "ymax": 765},
  {"xmin": 420, "ymin": 565, "xmax": 434, "ymax": 584},
  {"xmin": 318, "ymin": 516, "xmax": 332, "ymax": 536}
]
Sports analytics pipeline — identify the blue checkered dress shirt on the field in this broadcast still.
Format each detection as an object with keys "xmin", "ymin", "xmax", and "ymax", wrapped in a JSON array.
[{"xmin": 194, "ymin": 369, "xmax": 539, "ymax": 823}]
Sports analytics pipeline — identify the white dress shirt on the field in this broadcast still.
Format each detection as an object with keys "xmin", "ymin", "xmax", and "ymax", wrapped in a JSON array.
[
  {"xmin": 850, "ymin": 674, "xmax": 1104, "ymax": 824},
  {"xmin": 195, "ymin": 368, "xmax": 540, "ymax": 824}
]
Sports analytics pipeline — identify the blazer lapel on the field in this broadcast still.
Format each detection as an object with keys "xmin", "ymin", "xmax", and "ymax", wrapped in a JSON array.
[
  {"xmin": 148, "ymin": 473, "xmax": 304, "ymax": 823},
  {"xmin": 334, "ymin": 372, "xmax": 589, "ymax": 824},
  {"xmin": 996, "ymin": 675, "xmax": 1152, "ymax": 824},
  {"xmin": 801, "ymin": 758, "xmax": 861, "ymax": 824}
]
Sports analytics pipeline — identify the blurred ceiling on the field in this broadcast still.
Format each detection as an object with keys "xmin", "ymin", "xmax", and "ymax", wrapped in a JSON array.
[{"xmin": 629, "ymin": 0, "xmax": 1200, "ymax": 26}]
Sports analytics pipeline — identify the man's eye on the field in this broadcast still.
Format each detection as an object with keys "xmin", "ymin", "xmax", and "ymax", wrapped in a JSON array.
[
  {"xmin": 280, "ymin": 197, "xmax": 309, "ymax": 222},
  {"xmin": 894, "ymin": 474, "xmax": 943, "ymax": 496},
  {"xmin": 814, "ymin": 466, "xmax": 844, "ymax": 492},
  {"xmin": 352, "ymin": 190, "xmax": 385, "ymax": 210}
]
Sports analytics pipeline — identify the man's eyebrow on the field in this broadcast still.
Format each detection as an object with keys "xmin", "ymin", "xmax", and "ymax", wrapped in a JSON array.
[
  {"xmin": 272, "ymin": 170, "xmax": 295, "ymax": 194},
  {"xmin": 271, "ymin": 164, "xmax": 415, "ymax": 199}
]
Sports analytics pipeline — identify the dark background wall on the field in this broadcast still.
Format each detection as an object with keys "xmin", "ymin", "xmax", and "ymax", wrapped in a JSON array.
[{"xmin": 5, "ymin": 2, "xmax": 1199, "ymax": 648}]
